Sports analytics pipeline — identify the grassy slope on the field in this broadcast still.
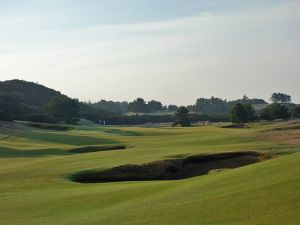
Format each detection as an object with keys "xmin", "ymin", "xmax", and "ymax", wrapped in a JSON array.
[{"xmin": 0, "ymin": 122, "xmax": 299, "ymax": 225}]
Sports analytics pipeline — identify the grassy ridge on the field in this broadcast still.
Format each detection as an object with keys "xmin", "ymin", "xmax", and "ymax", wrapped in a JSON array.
[{"xmin": 0, "ymin": 122, "xmax": 299, "ymax": 224}]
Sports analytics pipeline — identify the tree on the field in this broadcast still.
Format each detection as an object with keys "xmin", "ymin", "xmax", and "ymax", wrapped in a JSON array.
[
  {"xmin": 260, "ymin": 103, "xmax": 290, "ymax": 121},
  {"xmin": 78, "ymin": 102, "xmax": 111, "ymax": 123},
  {"xmin": 242, "ymin": 94, "xmax": 249, "ymax": 103},
  {"xmin": 230, "ymin": 103, "xmax": 255, "ymax": 123},
  {"xmin": 147, "ymin": 100, "xmax": 163, "ymax": 112},
  {"xmin": 45, "ymin": 96, "xmax": 80, "ymax": 124},
  {"xmin": 0, "ymin": 94, "xmax": 21, "ymax": 118},
  {"xmin": 25, "ymin": 113, "xmax": 53, "ymax": 123},
  {"xmin": 128, "ymin": 98, "xmax": 149, "ymax": 113},
  {"xmin": 91, "ymin": 100, "xmax": 128, "ymax": 114},
  {"xmin": 167, "ymin": 105, "xmax": 178, "ymax": 112},
  {"xmin": 194, "ymin": 97, "xmax": 229, "ymax": 114},
  {"xmin": 173, "ymin": 106, "xmax": 191, "ymax": 127},
  {"xmin": 270, "ymin": 93, "xmax": 291, "ymax": 103},
  {"xmin": 292, "ymin": 106, "xmax": 300, "ymax": 118}
]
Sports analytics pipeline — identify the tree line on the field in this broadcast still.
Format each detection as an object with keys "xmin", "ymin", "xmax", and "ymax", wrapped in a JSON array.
[
  {"xmin": 0, "ymin": 79, "xmax": 299, "ymax": 125},
  {"xmin": 2, "ymin": 93, "xmax": 298, "ymax": 126},
  {"xmin": 86, "ymin": 95, "xmax": 268, "ymax": 115},
  {"xmin": 175, "ymin": 102, "xmax": 299, "ymax": 127}
]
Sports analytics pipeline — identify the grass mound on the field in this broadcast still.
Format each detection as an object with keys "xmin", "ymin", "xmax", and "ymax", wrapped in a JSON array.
[
  {"xmin": 71, "ymin": 151, "xmax": 272, "ymax": 183},
  {"xmin": 70, "ymin": 145, "xmax": 127, "ymax": 153}
]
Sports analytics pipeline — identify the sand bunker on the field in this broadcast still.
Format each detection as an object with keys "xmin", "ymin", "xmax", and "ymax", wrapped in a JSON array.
[{"xmin": 71, "ymin": 151, "xmax": 272, "ymax": 183}]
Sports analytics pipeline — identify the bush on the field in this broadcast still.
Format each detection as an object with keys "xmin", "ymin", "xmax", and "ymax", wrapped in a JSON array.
[
  {"xmin": 293, "ymin": 106, "xmax": 300, "ymax": 118},
  {"xmin": 260, "ymin": 103, "xmax": 290, "ymax": 120}
]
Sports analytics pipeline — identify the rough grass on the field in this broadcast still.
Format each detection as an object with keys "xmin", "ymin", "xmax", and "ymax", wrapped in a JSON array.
[{"xmin": 0, "ymin": 121, "xmax": 299, "ymax": 225}]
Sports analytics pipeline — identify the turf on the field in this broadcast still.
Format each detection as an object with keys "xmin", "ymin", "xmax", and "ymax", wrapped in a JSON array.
[{"xmin": 0, "ymin": 121, "xmax": 299, "ymax": 225}]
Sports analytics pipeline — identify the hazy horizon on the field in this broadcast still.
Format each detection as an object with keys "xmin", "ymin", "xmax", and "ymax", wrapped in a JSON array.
[{"xmin": 0, "ymin": 0, "xmax": 299, "ymax": 105}]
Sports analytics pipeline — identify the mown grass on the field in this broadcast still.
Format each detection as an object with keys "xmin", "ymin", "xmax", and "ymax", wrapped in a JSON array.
[{"xmin": 0, "ymin": 121, "xmax": 299, "ymax": 225}]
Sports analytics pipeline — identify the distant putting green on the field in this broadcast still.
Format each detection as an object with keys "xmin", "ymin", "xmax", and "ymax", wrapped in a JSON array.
[{"xmin": 0, "ymin": 121, "xmax": 300, "ymax": 225}]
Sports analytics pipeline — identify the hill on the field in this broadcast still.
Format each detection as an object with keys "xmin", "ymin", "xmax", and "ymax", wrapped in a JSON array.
[{"xmin": 0, "ymin": 79, "xmax": 62, "ymax": 108}]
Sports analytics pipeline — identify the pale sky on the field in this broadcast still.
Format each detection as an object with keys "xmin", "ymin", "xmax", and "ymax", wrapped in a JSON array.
[{"xmin": 0, "ymin": 0, "xmax": 299, "ymax": 105}]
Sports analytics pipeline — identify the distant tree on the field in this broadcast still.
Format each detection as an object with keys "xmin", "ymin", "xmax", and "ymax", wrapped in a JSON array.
[
  {"xmin": 0, "ymin": 94, "xmax": 21, "ymax": 120},
  {"xmin": 230, "ymin": 103, "xmax": 255, "ymax": 123},
  {"xmin": 91, "ymin": 100, "xmax": 128, "ymax": 115},
  {"xmin": 242, "ymin": 94, "xmax": 249, "ymax": 103},
  {"xmin": 195, "ymin": 97, "xmax": 229, "ymax": 114},
  {"xmin": 260, "ymin": 103, "xmax": 290, "ymax": 121},
  {"xmin": 173, "ymin": 106, "xmax": 191, "ymax": 127},
  {"xmin": 292, "ymin": 106, "xmax": 300, "ymax": 119},
  {"xmin": 128, "ymin": 98, "xmax": 149, "ymax": 113},
  {"xmin": 270, "ymin": 93, "xmax": 291, "ymax": 103},
  {"xmin": 186, "ymin": 105, "xmax": 195, "ymax": 112},
  {"xmin": 78, "ymin": 102, "xmax": 110, "ymax": 123},
  {"xmin": 25, "ymin": 113, "xmax": 53, "ymax": 123},
  {"xmin": 45, "ymin": 96, "xmax": 80, "ymax": 124},
  {"xmin": 167, "ymin": 105, "xmax": 179, "ymax": 112},
  {"xmin": 0, "ymin": 94, "xmax": 20, "ymax": 114},
  {"xmin": 148, "ymin": 100, "xmax": 163, "ymax": 112},
  {"xmin": 230, "ymin": 97, "xmax": 267, "ymax": 106}
]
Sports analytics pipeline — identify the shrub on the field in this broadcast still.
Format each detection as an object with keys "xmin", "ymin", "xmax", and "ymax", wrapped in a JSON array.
[
  {"xmin": 260, "ymin": 103, "xmax": 290, "ymax": 120},
  {"xmin": 293, "ymin": 106, "xmax": 300, "ymax": 118}
]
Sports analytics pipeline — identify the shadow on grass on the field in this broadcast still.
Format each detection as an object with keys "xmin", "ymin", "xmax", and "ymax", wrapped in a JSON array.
[
  {"xmin": 70, "ymin": 145, "xmax": 127, "ymax": 153},
  {"xmin": 0, "ymin": 147, "xmax": 71, "ymax": 158},
  {"xmin": 0, "ymin": 144, "xmax": 128, "ymax": 158},
  {"xmin": 1, "ymin": 128, "xmax": 119, "ymax": 146}
]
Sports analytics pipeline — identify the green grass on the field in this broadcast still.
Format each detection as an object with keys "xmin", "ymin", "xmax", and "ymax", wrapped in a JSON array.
[{"xmin": 0, "ymin": 121, "xmax": 299, "ymax": 224}]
